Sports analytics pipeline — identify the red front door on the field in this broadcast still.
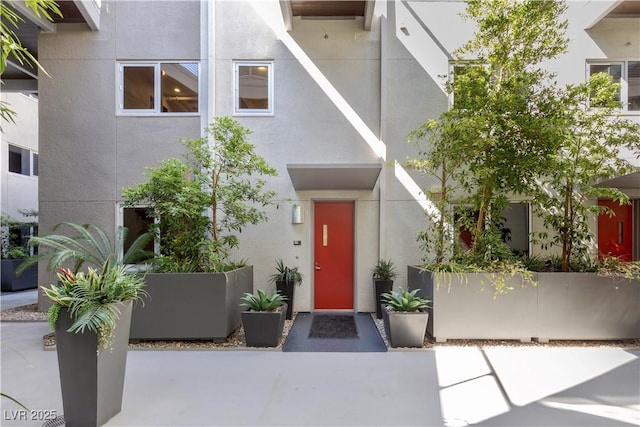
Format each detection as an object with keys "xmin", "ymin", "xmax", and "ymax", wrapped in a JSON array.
[
  {"xmin": 314, "ymin": 201, "xmax": 354, "ymax": 310},
  {"xmin": 598, "ymin": 199, "xmax": 633, "ymax": 261}
]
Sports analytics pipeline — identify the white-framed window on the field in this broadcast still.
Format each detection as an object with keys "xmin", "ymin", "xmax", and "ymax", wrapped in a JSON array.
[
  {"xmin": 587, "ymin": 60, "xmax": 640, "ymax": 112},
  {"xmin": 117, "ymin": 62, "xmax": 200, "ymax": 115},
  {"xmin": 447, "ymin": 61, "xmax": 489, "ymax": 110},
  {"xmin": 233, "ymin": 61, "xmax": 274, "ymax": 116},
  {"xmin": 8, "ymin": 144, "xmax": 37, "ymax": 177}
]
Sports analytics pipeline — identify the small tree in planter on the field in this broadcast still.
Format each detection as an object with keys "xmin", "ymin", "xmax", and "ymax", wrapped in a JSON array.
[
  {"xmin": 122, "ymin": 117, "xmax": 278, "ymax": 341},
  {"xmin": 123, "ymin": 116, "xmax": 278, "ymax": 272},
  {"xmin": 1, "ymin": 212, "xmax": 39, "ymax": 291},
  {"xmin": 269, "ymin": 259, "xmax": 303, "ymax": 320},
  {"xmin": 407, "ymin": 0, "xmax": 568, "ymax": 291},
  {"xmin": 530, "ymin": 73, "xmax": 640, "ymax": 272}
]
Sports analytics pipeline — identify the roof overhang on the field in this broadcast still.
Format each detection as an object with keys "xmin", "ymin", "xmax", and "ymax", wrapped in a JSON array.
[
  {"xmin": 279, "ymin": 0, "xmax": 374, "ymax": 31},
  {"xmin": 596, "ymin": 172, "xmax": 640, "ymax": 189},
  {"xmin": 2, "ymin": 1, "xmax": 100, "ymax": 93},
  {"xmin": 287, "ymin": 163, "xmax": 382, "ymax": 191}
]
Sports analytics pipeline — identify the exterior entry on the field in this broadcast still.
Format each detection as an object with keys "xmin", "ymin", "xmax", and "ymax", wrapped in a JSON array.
[
  {"xmin": 314, "ymin": 201, "xmax": 355, "ymax": 310},
  {"xmin": 598, "ymin": 199, "xmax": 633, "ymax": 261}
]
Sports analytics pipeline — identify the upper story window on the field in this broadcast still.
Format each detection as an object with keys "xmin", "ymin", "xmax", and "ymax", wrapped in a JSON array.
[
  {"xmin": 118, "ymin": 62, "xmax": 199, "ymax": 115},
  {"xmin": 448, "ymin": 62, "xmax": 489, "ymax": 110},
  {"xmin": 8, "ymin": 144, "xmax": 37, "ymax": 177},
  {"xmin": 588, "ymin": 60, "xmax": 640, "ymax": 112},
  {"xmin": 234, "ymin": 61, "xmax": 273, "ymax": 116}
]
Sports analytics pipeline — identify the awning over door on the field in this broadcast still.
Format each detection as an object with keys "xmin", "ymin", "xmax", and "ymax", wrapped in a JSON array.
[{"xmin": 287, "ymin": 163, "xmax": 382, "ymax": 191}]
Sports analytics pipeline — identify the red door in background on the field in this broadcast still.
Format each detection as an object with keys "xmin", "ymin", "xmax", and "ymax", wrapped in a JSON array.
[
  {"xmin": 598, "ymin": 199, "xmax": 633, "ymax": 261},
  {"xmin": 314, "ymin": 201, "xmax": 354, "ymax": 310}
]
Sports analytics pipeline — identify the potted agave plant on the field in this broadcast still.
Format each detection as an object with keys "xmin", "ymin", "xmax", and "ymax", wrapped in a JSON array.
[
  {"xmin": 240, "ymin": 289, "xmax": 288, "ymax": 347},
  {"xmin": 269, "ymin": 259, "xmax": 302, "ymax": 320},
  {"xmin": 381, "ymin": 288, "xmax": 430, "ymax": 348}
]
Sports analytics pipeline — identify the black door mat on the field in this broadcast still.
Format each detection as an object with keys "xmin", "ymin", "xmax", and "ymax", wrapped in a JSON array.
[
  {"xmin": 309, "ymin": 314, "xmax": 358, "ymax": 339},
  {"xmin": 283, "ymin": 313, "xmax": 387, "ymax": 352}
]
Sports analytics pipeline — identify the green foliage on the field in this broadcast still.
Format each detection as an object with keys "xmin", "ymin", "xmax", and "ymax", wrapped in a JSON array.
[
  {"xmin": 408, "ymin": 0, "xmax": 570, "ymax": 267},
  {"xmin": 1, "ymin": 213, "xmax": 37, "ymax": 260},
  {"xmin": 530, "ymin": 72, "xmax": 640, "ymax": 271},
  {"xmin": 1, "ymin": 0, "xmax": 62, "ymax": 129},
  {"xmin": 371, "ymin": 259, "xmax": 398, "ymax": 281},
  {"xmin": 123, "ymin": 116, "xmax": 278, "ymax": 272},
  {"xmin": 17, "ymin": 222, "xmax": 154, "ymax": 275},
  {"xmin": 42, "ymin": 261, "xmax": 147, "ymax": 351},
  {"xmin": 595, "ymin": 257, "xmax": 640, "ymax": 281},
  {"xmin": 241, "ymin": 289, "xmax": 286, "ymax": 312},
  {"xmin": 381, "ymin": 288, "xmax": 430, "ymax": 312},
  {"xmin": 269, "ymin": 259, "xmax": 303, "ymax": 284}
]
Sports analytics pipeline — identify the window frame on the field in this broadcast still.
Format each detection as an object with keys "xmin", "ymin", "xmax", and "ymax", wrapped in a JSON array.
[
  {"xmin": 586, "ymin": 60, "xmax": 638, "ymax": 113},
  {"xmin": 233, "ymin": 61, "xmax": 274, "ymax": 116},
  {"xmin": 117, "ymin": 61, "xmax": 200, "ymax": 116},
  {"xmin": 8, "ymin": 144, "xmax": 35, "ymax": 177}
]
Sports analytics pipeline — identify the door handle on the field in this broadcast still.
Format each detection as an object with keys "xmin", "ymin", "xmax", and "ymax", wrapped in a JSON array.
[{"xmin": 315, "ymin": 263, "xmax": 321, "ymax": 270}]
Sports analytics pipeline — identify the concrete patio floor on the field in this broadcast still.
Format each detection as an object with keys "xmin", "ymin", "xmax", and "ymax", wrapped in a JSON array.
[{"xmin": 1, "ymin": 291, "xmax": 639, "ymax": 426}]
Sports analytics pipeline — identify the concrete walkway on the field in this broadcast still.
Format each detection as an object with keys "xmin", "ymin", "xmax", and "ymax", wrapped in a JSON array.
[{"xmin": 1, "ymin": 292, "xmax": 639, "ymax": 426}]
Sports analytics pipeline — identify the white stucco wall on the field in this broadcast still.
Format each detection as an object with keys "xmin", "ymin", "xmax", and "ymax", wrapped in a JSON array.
[{"xmin": 1, "ymin": 93, "xmax": 39, "ymax": 221}]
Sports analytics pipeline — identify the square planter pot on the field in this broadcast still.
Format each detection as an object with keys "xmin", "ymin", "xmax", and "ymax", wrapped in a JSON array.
[
  {"xmin": 55, "ymin": 300, "xmax": 132, "ymax": 427},
  {"xmin": 1, "ymin": 259, "xmax": 37, "ymax": 292},
  {"xmin": 374, "ymin": 279, "xmax": 394, "ymax": 319},
  {"xmin": 276, "ymin": 281, "xmax": 295, "ymax": 320},
  {"xmin": 241, "ymin": 303, "xmax": 287, "ymax": 347},
  {"xmin": 129, "ymin": 266, "xmax": 253, "ymax": 341},
  {"xmin": 382, "ymin": 305, "xmax": 429, "ymax": 348}
]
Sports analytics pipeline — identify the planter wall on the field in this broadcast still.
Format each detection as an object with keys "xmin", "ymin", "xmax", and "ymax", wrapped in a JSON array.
[
  {"xmin": 129, "ymin": 266, "xmax": 253, "ymax": 341},
  {"xmin": 55, "ymin": 300, "xmax": 132, "ymax": 427},
  {"xmin": 537, "ymin": 272, "xmax": 640, "ymax": 341},
  {"xmin": 1, "ymin": 260, "xmax": 37, "ymax": 292},
  {"xmin": 409, "ymin": 267, "xmax": 537, "ymax": 342},
  {"xmin": 408, "ymin": 266, "xmax": 640, "ymax": 342},
  {"xmin": 241, "ymin": 303, "xmax": 287, "ymax": 347}
]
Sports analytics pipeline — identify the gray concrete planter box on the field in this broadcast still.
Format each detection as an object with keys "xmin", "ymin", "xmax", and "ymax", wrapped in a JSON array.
[
  {"xmin": 130, "ymin": 266, "xmax": 253, "ymax": 341},
  {"xmin": 55, "ymin": 300, "xmax": 132, "ymax": 427},
  {"xmin": 241, "ymin": 303, "xmax": 287, "ymax": 347},
  {"xmin": 382, "ymin": 305, "xmax": 429, "ymax": 348},
  {"xmin": 407, "ymin": 266, "xmax": 537, "ymax": 342},
  {"xmin": 537, "ymin": 272, "xmax": 640, "ymax": 341},
  {"xmin": 1, "ymin": 259, "xmax": 37, "ymax": 292}
]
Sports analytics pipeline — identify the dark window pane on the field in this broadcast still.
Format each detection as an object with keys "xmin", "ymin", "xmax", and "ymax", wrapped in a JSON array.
[
  {"xmin": 628, "ymin": 61, "xmax": 640, "ymax": 111},
  {"xmin": 123, "ymin": 207, "xmax": 155, "ymax": 254},
  {"xmin": 161, "ymin": 63, "xmax": 199, "ymax": 113},
  {"xmin": 8, "ymin": 145, "xmax": 29, "ymax": 175},
  {"xmin": 32, "ymin": 153, "xmax": 38, "ymax": 176},
  {"xmin": 123, "ymin": 66, "xmax": 155, "ymax": 109}
]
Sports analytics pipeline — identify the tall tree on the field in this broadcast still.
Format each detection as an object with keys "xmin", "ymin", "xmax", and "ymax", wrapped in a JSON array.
[{"xmin": 410, "ymin": 0, "xmax": 569, "ymax": 264}]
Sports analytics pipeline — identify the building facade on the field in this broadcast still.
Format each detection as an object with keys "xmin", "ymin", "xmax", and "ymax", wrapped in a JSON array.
[{"xmin": 14, "ymin": 0, "xmax": 639, "ymax": 311}]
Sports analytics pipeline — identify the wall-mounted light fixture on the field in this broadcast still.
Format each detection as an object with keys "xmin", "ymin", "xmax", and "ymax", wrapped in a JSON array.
[
  {"xmin": 400, "ymin": 26, "xmax": 409, "ymax": 35},
  {"xmin": 291, "ymin": 204, "xmax": 304, "ymax": 224}
]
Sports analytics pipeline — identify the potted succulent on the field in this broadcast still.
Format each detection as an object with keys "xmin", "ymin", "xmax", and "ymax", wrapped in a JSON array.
[
  {"xmin": 269, "ymin": 259, "xmax": 302, "ymax": 320},
  {"xmin": 122, "ymin": 117, "xmax": 278, "ymax": 341},
  {"xmin": 36, "ymin": 223, "xmax": 148, "ymax": 427},
  {"xmin": 240, "ymin": 289, "xmax": 288, "ymax": 347},
  {"xmin": 371, "ymin": 259, "xmax": 398, "ymax": 319},
  {"xmin": 381, "ymin": 288, "xmax": 430, "ymax": 348}
]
